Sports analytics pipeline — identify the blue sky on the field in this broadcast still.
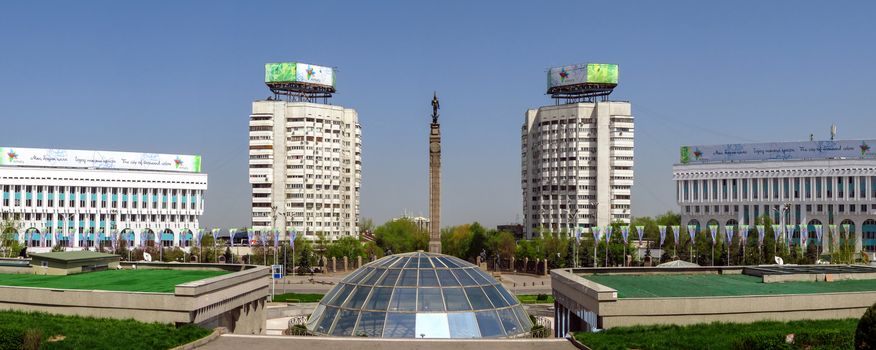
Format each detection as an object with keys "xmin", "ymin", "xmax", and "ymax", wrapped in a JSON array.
[{"xmin": 1, "ymin": 1, "xmax": 875, "ymax": 229}]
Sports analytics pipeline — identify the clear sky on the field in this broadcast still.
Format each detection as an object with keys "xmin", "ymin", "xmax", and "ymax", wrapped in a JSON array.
[{"xmin": 1, "ymin": 1, "xmax": 875, "ymax": 230}]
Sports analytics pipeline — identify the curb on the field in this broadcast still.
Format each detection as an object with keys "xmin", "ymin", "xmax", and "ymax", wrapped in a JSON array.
[
  {"xmin": 171, "ymin": 327, "xmax": 227, "ymax": 350},
  {"xmin": 566, "ymin": 335, "xmax": 593, "ymax": 350}
]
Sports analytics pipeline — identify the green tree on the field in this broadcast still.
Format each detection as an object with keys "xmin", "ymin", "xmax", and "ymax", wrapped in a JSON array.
[
  {"xmin": 374, "ymin": 218, "xmax": 427, "ymax": 254},
  {"xmin": 441, "ymin": 224, "xmax": 472, "ymax": 260},
  {"xmin": 326, "ymin": 236, "xmax": 365, "ymax": 261},
  {"xmin": 359, "ymin": 218, "xmax": 374, "ymax": 234},
  {"xmin": 466, "ymin": 223, "xmax": 487, "ymax": 260}
]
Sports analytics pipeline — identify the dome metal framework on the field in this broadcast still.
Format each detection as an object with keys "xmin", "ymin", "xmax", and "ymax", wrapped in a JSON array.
[{"xmin": 305, "ymin": 252, "xmax": 533, "ymax": 338}]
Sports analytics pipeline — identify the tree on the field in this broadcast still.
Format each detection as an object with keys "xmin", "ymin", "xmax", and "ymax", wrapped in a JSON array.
[
  {"xmin": 441, "ymin": 224, "xmax": 472, "ymax": 260},
  {"xmin": 359, "ymin": 218, "xmax": 374, "ymax": 235},
  {"xmin": 857, "ymin": 301, "xmax": 876, "ymax": 349},
  {"xmin": 374, "ymin": 218, "xmax": 427, "ymax": 254},
  {"xmin": 466, "ymin": 223, "xmax": 487, "ymax": 261},
  {"xmin": 493, "ymin": 231, "xmax": 516, "ymax": 260},
  {"xmin": 326, "ymin": 236, "xmax": 365, "ymax": 261}
]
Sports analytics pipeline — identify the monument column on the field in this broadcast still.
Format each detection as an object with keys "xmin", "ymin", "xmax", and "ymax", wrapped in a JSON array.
[{"xmin": 429, "ymin": 93, "xmax": 442, "ymax": 254}]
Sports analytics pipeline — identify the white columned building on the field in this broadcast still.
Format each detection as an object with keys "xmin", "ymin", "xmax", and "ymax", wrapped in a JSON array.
[
  {"xmin": 0, "ymin": 147, "xmax": 208, "ymax": 252},
  {"xmin": 673, "ymin": 139, "xmax": 876, "ymax": 258}
]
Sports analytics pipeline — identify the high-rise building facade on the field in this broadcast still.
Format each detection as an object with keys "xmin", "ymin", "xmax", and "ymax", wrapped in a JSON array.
[
  {"xmin": 521, "ymin": 101, "xmax": 634, "ymax": 238},
  {"xmin": 0, "ymin": 147, "xmax": 207, "ymax": 252},
  {"xmin": 248, "ymin": 101, "xmax": 361, "ymax": 240}
]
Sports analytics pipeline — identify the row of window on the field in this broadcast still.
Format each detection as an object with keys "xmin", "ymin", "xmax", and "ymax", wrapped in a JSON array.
[{"xmin": 679, "ymin": 176, "xmax": 876, "ymax": 202}]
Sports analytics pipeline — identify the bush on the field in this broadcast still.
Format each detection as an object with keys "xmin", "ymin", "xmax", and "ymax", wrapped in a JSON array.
[
  {"xmin": 22, "ymin": 328, "xmax": 42, "ymax": 350},
  {"xmin": 286, "ymin": 324, "xmax": 309, "ymax": 336},
  {"xmin": 530, "ymin": 324, "xmax": 550, "ymax": 338},
  {"xmin": 858, "ymin": 302, "xmax": 876, "ymax": 349},
  {"xmin": 0, "ymin": 327, "xmax": 24, "ymax": 350},
  {"xmin": 536, "ymin": 293, "xmax": 549, "ymax": 301}
]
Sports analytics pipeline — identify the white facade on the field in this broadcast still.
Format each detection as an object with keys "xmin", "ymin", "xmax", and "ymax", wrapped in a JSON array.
[
  {"xmin": 521, "ymin": 101, "xmax": 634, "ymax": 238},
  {"xmin": 249, "ymin": 101, "xmax": 361, "ymax": 241},
  {"xmin": 673, "ymin": 157, "xmax": 876, "ymax": 255},
  {"xmin": 0, "ymin": 163, "xmax": 207, "ymax": 251}
]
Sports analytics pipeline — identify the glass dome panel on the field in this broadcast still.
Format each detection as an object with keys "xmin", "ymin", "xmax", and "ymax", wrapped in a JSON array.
[
  {"xmin": 464, "ymin": 287, "xmax": 493, "ymax": 310},
  {"xmin": 482, "ymin": 285, "xmax": 509, "ymax": 307},
  {"xmin": 388, "ymin": 287, "xmax": 416, "ymax": 311},
  {"xmin": 384, "ymin": 313, "xmax": 416, "ymax": 338},
  {"xmin": 364, "ymin": 286, "xmax": 392, "ymax": 311},
  {"xmin": 447, "ymin": 312, "xmax": 480, "ymax": 338},
  {"xmin": 315, "ymin": 306, "xmax": 339, "ymax": 334},
  {"xmin": 436, "ymin": 269, "xmax": 459, "ymax": 286},
  {"xmin": 398, "ymin": 269, "xmax": 418, "ymax": 286},
  {"xmin": 451, "ymin": 269, "xmax": 476, "ymax": 285},
  {"xmin": 362, "ymin": 268, "xmax": 386, "ymax": 285},
  {"xmin": 442, "ymin": 288, "xmax": 471, "ymax": 311},
  {"xmin": 356, "ymin": 311, "xmax": 385, "ymax": 337},
  {"xmin": 415, "ymin": 313, "xmax": 450, "ymax": 338},
  {"xmin": 327, "ymin": 284, "xmax": 354, "ymax": 306},
  {"xmin": 497, "ymin": 308, "xmax": 522, "ymax": 335},
  {"xmin": 344, "ymin": 286, "xmax": 372, "ymax": 309},
  {"xmin": 418, "ymin": 269, "xmax": 439, "ymax": 287},
  {"xmin": 417, "ymin": 288, "xmax": 445, "ymax": 312},
  {"xmin": 331, "ymin": 309, "xmax": 359, "ymax": 336},
  {"xmin": 474, "ymin": 310, "xmax": 505, "ymax": 337},
  {"xmin": 378, "ymin": 269, "xmax": 400, "ymax": 286}
]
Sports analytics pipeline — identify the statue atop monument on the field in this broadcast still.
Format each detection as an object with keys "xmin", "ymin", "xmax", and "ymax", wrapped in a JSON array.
[{"xmin": 431, "ymin": 92, "xmax": 440, "ymax": 123}]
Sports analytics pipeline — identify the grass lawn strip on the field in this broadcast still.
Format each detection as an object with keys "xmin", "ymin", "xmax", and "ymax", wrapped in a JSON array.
[
  {"xmin": 516, "ymin": 294, "xmax": 555, "ymax": 304},
  {"xmin": 0, "ymin": 309, "xmax": 211, "ymax": 350},
  {"xmin": 575, "ymin": 318, "xmax": 858, "ymax": 350},
  {"xmin": 272, "ymin": 293, "xmax": 325, "ymax": 303},
  {"xmin": 0, "ymin": 269, "xmax": 228, "ymax": 293},
  {"xmin": 584, "ymin": 274, "xmax": 876, "ymax": 298}
]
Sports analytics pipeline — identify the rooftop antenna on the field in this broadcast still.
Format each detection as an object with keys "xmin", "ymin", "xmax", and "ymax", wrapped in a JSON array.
[
  {"xmin": 830, "ymin": 124, "xmax": 837, "ymax": 141},
  {"xmin": 809, "ymin": 133, "xmax": 814, "ymax": 141}
]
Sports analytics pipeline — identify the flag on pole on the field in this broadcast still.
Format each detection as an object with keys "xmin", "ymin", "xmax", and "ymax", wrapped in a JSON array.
[
  {"xmin": 229, "ymin": 228, "xmax": 236, "ymax": 248},
  {"xmin": 841, "ymin": 224, "xmax": 851, "ymax": 239},
  {"xmin": 621, "ymin": 226, "xmax": 630, "ymax": 244},
  {"xmin": 259, "ymin": 231, "xmax": 267, "ymax": 247},
  {"xmin": 687, "ymin": 225, "xmax": 697, "ymax": 243},
  {"xmin": 211, "ymin": 228, "xmax": 220, "ymax": 242},
  {"xmin": 605, "ymin": 226, "xmax": 613, "ymax": 243},
  {"xmin": 771, "ymin": 224, "xmax": 781, "ymax": 243},
  {"xmin": 591, "ymin": 227, "xmax": 601, "ymax": 241},
  {"xmin": 289, "ymin": 229, "xmax": 297, "ymax": 244},
  {"xmin": 575, "ymin": 227, "xmax": 581, "ymax": 245},
  {"xmin": 140, "ymin": 230, "xmax": 148, "ymax": 247},
  {"xmin": 709, "ymin": 225, "xmax": 718, "ymax": 244},
  {"xmin": 635, "ymin": 226, "xmax": 644, "ymax": 243},
  {"xmin": 814, "ymin": 224, "xmax": 824, "ymax": 242},
  {"xmin": 740, "ymin": 225, "xmax": 749, "ymax": 244},
  {"xmin": 785, "ymin": 225, "xmax": 796, "ymax": 244},
  {"xmin": 247, "ymin": 228, "xmax": 254, "ymax": 247},
  {"xmin": 273, "ymin": 228, "xmax": 279, "ymax": 250},
  {"xmin": 724, "ymin": 226, "xmax": 734, "ymax": 245},
  {"xmin": 800, "ymin": 225, "xmax": 809, "ymax": 248},
  {"xmin": 197, "ymin": 228, "xmax": 205, "ymax": 248},
  {"xmin": 756, "ymin": 225, "xmax": 765, "ymax": 246},
  {"xmin": 671, "ymin": 225, "xmax": 680, "ymax": 245},
  {"xmin": 658, "ymin": 225, "xmax": 667, "ymax": 246}
]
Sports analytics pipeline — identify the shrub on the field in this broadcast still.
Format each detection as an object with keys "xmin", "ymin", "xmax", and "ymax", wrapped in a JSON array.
[
  {"xmin": 530, "ymin": 324, "xmax": 550, "ymax": 338},
  {"xmin": 858, "ymin": 302, "xmax": 876, "ymax": 349},
  {"xmin": 286, "ymin": 324, "xmax": 309, "ymax": 336},
  {"xmin": 22, "ymin": 328, "xmax": 42, "ymax": 350},
  {"xmin": 0, "ymin": 327, "xmax": 24, "ymax": 350},
  {"xmin": 536, "ymin": 293, "xmax": 549, "ymax": 301}
]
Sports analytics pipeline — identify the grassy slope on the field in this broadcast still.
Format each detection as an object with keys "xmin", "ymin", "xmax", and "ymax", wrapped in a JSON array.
[
  {"xmin": 585, "ymin": 274, "xmax": 876, "ymax": 298},
  {"xmin": 0, "ymin": 269, "xmax": 227, "ymax": 293},
  {"xmin": 576, "ymin": 318, "xmax": 858, "ymax": 350},
  {"xmin": 0, "ymin": 310, "xmax": 211, "ymax": 350}
]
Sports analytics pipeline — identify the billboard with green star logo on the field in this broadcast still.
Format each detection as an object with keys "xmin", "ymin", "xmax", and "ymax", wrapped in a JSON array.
[
  {"xmin": 265, "ymin": 62, "xmax": 335, "ymax": 87},
  {"xmin": 0, "ymin": 147, "xmax": 202, "ymax": 173},
  {"xmin": 548, "ymin": 63, "xmax": 619, "ymax": 88},
  {"xmin": 679, "ymin": 140, "xmax": 876, "ymax": 164}
]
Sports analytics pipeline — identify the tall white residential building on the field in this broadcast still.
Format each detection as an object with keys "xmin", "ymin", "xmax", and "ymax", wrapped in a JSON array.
[
  {"xmin": 673, "ymin": 139, "xmax": 876, "ymax": 257},
  {"xmin": 249, "ymin": 101, "xmax": 361, "ymax": 241},
  {"xmin": 521, "ymin": 101, "xmax": 634, "ymax": 238},
  {"xmin": 0, "ymin": 147, "xmax": 207, "ymax": 252}
]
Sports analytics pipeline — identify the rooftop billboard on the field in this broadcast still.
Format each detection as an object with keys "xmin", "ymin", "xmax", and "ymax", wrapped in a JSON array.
[
  {"xmin": 265, "ymin": 62, "xmax": 335, "ymax": 87},
  {"xmin": 548, "ymin": 63, "xmax": 618, "ymax": 89},
  {"xmin": 679, "ymin": 140, "xmax": 875, "ymax": 164},
  {"xmin": 0, "ymin": 147, "xmax": 202, "ymax": 173}
]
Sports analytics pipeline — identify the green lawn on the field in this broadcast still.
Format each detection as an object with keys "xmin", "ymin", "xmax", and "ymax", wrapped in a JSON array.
[
  {"xmin": 273, "ymin": 293, "xmax": 325, "ymax": 303},
  {"xmin": 516, "ymin": 294, "xmax": 555, "ymax": 304},
  {"xmin": 0, "ymin": 269, "xmax": 228, "ymax": 293},
  {"xmin": 575, "ymin": 318, "xmax": 858, "ymax": 350},
  {"xmin": 0, "ymin": 310, "xmax": 211, "ymax": 350},
  {"xmin": 584, "ymin": 274, "xmax": 876, "ymax": 298}
]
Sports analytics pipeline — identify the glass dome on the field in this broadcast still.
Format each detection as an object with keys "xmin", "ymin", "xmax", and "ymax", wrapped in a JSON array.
[{"xmin": 305, "ymin": 251, "xmax": 533, "ymax": 338}]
